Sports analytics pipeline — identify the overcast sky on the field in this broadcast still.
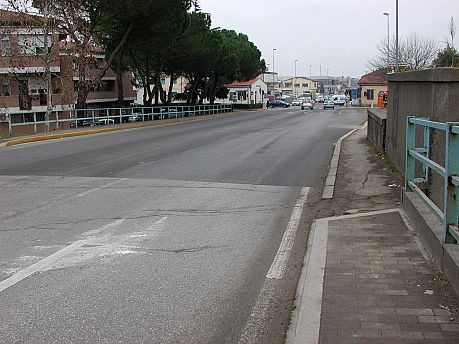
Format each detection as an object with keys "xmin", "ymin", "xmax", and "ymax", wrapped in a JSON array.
[{"xmin": 199, "ymin": 0, "xmax": 458, "ymax": 78}]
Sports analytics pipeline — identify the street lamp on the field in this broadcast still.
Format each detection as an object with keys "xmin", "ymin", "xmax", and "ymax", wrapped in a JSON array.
[
  {"xmin": 309, "ymin": 64, "xmax": 312, "ymax": 78},
  {"xmin": 383, "ymin": 12, "xmax": 390, "ymax": 71},
  {"xmin": 272, "ymin": 48, "xmax": 277, "ymax": 96},
  {"xmin": 294, "ymin": 59, "xmax": 297, "ymax": 96},
  {"xmin": 395, "ymin": 0, "xmax": 399, "ymax": 71}
]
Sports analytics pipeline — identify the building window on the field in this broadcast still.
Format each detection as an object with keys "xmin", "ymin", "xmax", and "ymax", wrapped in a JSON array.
[
  {"xmin": 284, "ymin": 83, "xmax": 292, "ymax": 88},
  {"xmin": 294, "ymin": 84, "xmax": 300, "ymax": 88},
  {"xmin": 0, "ymin": 79, "xmax": 11, "ymax": 96},
  {"xmin": 302, "ymin": 83, "xmax": 309, "ymax": 88},
  {"xmin": 1, "ymin": 39, "xmax": 11, "ymax": 56},
  {"xmin": 366, "ymin": 89, "xmax": 374, "ymax": 100},
  {"xmin": 173, "ymin": 78, "xmax": 177, "ymax": 85}
]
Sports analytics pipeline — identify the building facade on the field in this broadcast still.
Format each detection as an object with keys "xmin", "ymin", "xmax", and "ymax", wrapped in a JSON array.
[
  {"xmin": 0, "ymin": 9, "xmax": 136, "ymax": 115},
  {"xmin": 278, "ymin": 76, "xmax": 318, "ymax": 96},
  {"xmin": 225, "ymin": 77, "xmax": 267, "ymax": 105},
  {"xmin": 358, "ymin": 69, "xmax": 388, "ymax": 107}
]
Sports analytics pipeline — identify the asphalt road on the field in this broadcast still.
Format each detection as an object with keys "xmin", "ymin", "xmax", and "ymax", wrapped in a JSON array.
[{"xmin": 0, "ymin": 106, "xmax": 366, "ymax": 343}]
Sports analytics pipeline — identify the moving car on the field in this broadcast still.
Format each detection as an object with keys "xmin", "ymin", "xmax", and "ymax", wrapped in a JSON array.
[
  {"xmin": 323, "ymin": 100, "xmax": 335, "ymax": 109},
  {"xmin": 268, "ymin": 100, "xmax": 290, "ymax": 108},
  {"xmin": 301, "ymin": 100, "xmax": 313, "ymax": 110},
  {"xmin": 332, "ymin": 95, "xmax": 347, "ymax": 106}
]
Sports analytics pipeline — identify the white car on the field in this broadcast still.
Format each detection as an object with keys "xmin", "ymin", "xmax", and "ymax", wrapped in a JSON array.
[
  {"xmin": 291, "ymin": 99, "xmax": 302, "ymax": 106},
  {"xmin": 332, "ymin": 95, "xmax": 347, "ymax": 106},
  {"xmin": 301, "ymin": 101, "xmax": 313, "ymax": 110}
]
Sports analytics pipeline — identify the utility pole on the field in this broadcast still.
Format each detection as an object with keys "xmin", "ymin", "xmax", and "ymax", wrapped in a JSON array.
[
  {"xmin": 395, "ymin": 0, "xmax": 399, "ymax": 71},
  {"xmin": 294, "ymin": 59, "xmax": 297, "ymax": 96}
]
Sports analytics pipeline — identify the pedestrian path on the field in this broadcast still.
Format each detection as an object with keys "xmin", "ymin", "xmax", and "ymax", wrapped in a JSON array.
[{"xmin": 286, "ymin": 126, "xmax": 459, "ymax": 344}]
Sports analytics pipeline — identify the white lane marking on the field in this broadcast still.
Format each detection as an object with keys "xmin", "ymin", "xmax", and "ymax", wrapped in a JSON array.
[
  {"xmin": 0, "ymin": 218, "xmax": 125, "ymax": 293},
  {"xmin": 81, "ymin": 218, "xmax": 126, "ymax": 237},
  {"xmin": 148, "ymin": 216, "xmax": 168, "ymax": 231},
  {"xmin": 76, "ymin": 179, "xmax": 126, "ymax": 197},
  {"xmin": 266, "ymin": 187, "xmax": 309, "ymax": 279}
]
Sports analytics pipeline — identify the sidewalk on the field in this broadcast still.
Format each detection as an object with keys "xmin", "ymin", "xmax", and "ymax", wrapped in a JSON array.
[{"xmin": 287, "ymin": 128, "xmax": 459, "ymax": 343}]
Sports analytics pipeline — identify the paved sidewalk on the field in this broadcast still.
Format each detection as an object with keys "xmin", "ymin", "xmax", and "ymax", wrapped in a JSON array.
[{"xmin": 287, "ymin": 127, "xmax": 459, "ymax": 344}]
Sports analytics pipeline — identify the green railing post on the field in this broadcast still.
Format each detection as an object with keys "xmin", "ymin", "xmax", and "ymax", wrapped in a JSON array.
[
  {"xmin": 423, "ymin": 125, "xmax": 430, "ymax": 183},
  {"xmin": 405, "ymin": 116, "xmax": 416, "ymax": 191},
  {"xmin": 445, "ymin": 123, "xmax": 459, "ymax": 242}
]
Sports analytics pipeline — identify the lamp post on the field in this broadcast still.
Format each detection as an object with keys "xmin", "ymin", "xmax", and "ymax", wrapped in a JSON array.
[
  {"xmin": 309, "ymin": 64, "xmax": 312, "ymax": 78},
  {"xmin": 272, "ymin": 48, "xmax": 277, "ymax": 96},
  {"xmin": 395, "ymin": 0, "xmax": 399, "ymax": 71},
  {"xmin": 294, "ymin": 59, "xmax": 297, "ymax": 96},
  {"xmin": 383, "ymin": 12, "xmax": 390, "ymax": 72}
]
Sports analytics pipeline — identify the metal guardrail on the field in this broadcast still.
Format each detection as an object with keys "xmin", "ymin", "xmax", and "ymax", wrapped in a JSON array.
[
  {"xmin": 405, "ymin": 116, "xmax": 459, "ymax": 243},
  {"xmin": 4, "ymin": 104, "xmax": 233, "ymax": 136}
]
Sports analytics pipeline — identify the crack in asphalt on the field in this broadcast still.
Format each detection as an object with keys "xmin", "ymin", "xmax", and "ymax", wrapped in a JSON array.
[{"xmin": 144, "ymin": 244, "xmax": 229, "ymax": 254}]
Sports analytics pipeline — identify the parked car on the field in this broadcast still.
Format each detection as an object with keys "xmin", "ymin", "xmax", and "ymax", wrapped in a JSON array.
[
  {"xmin": 323, "ymin": 100, "xmax": 335, "ymax": 109},
  {"xmin": 316, "ymin": 95, "xmax": 324, "ymax": 103},
  {"xmin": 291, "ymin": 99, "xmax": 302, "ymax": 106},
  {"xmin": 301, "ymin": 101, "xmax": 313, "ymax": 110},
  {"xmin": 269, "ymin": 100, "xmax": 290, "ymax": 108}
]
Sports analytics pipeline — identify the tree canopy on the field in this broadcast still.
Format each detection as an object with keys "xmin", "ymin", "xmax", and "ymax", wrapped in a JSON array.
[{"xmin": 3, "ymin": 0, "xmax": 264, "ymax": 106}]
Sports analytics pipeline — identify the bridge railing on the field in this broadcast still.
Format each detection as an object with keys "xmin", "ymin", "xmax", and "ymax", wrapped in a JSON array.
[
  {"xmin": 3, "ymin": 104, "xmax": 233, "ymax": 136},
  {"xmin": 405, "ymin": 116, "xmax": 459, "ymax": 243}
]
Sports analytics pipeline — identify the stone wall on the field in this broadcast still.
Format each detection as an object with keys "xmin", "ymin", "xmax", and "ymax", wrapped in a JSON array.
[{"xmin": 367, "ymin": 109, "xmax": 387, "ymax": 153}]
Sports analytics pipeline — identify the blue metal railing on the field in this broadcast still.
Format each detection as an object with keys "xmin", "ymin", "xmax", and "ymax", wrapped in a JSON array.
[
  {"xmin": 5, "ymin": 104, "xmax": 234, "ymax": 136},
  {"xmin": 405, "ymin": 116, "xmax": 459, "ymax": 243}
]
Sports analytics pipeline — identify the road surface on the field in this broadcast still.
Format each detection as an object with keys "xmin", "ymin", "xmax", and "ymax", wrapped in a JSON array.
[{"xmin": 0, "ymin": 106, "xmax": 366, "ymax": 343}]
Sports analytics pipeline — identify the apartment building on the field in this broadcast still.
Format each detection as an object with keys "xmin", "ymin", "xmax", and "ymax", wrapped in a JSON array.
[
  {"xmin": 0, "ymin": 9, "xmax": 136, "ymax": 115},
  {"xmin": 278, "ymin": 76, "xmax": 318, "ymax": 96}
]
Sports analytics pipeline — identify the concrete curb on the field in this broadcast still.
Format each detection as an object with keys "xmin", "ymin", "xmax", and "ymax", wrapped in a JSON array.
[
  {"xmin": 402, "ymin": 190, "xmax": 459, "ymax": 296},
  {"xmin": 0, "ymin": 112, "xmax": 237, "ymax": 147},
  {"xmin": 321, "ymin": 122, "xmax": 367, "ymax": 199}
]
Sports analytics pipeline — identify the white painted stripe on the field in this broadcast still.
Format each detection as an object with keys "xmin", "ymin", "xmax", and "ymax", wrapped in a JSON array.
[
  {"xmin": 266, "ymin": 187, "xmax": 309, "ymax": 279},
  {"xmin": 76, "ymin": 179, "xmax": 126, "ymax": 197},
  {"xmin": 0, "ymin": 219, "xmax": 125, "ymax": 293}
]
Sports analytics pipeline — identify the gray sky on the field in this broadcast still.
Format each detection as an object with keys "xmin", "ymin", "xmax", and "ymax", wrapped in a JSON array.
[{"xmin": 199, "ymin": 0, "xmax": 458, "ymax": 78}]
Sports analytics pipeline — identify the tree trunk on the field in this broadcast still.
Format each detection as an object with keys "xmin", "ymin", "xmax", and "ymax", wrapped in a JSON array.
[
  {"xmin": 96, "ymin": 24, "xmax": 133, "ymax": 81},
  {"xmin": 167, "ymin": 73, "xmax": 175, "ymax": 104},
  {"xmin": 116, "ymin": 60, "xmax": 124, "ymax": 108},
  {"xmin": 209, "ymin": 74, "xmax": 219, "ymax": 105}
]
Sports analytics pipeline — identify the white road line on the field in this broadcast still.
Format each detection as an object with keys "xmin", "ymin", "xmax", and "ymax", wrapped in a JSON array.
[
  {"xmin": 0, "ymin": 218, "xmax": 125, "ymax": 293},
  {"xmin": 76, "ymin": 179, "xmax": 127, "ymax": 197},
  {"xmin": 266, "ymin": 187, "xmax": 310, "ymax": 279}
]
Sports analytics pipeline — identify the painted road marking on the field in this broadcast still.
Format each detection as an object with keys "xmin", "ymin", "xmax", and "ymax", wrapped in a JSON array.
[
  {"xmin": 266, "ymin": 187, "xmax": 310, "ymax": 279},
  {"xmin": 76, "ymin": 179, "xmax": 127, "ymax": 197},
  {"xmin": 0, "ymin": 218, "xmax": 127, "ymax": 293}
]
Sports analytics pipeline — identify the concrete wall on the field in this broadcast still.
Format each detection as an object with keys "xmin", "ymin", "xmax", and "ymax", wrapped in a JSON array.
[
  {"xmin": 367, "ymin": 109, "xmax": 387, "ymax": 152},
  {"xmin": 386, "ymin": 68, "xmax": 459, "ymax": 209}
]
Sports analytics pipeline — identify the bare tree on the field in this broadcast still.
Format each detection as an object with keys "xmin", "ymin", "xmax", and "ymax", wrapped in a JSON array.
[
  {"xmin": 368, "ymin": 33, "xmax": 439, "ymax": 71},
  {"xmin": 449, "ymin": 16, "xmax": 456, "ymax": 48}
]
